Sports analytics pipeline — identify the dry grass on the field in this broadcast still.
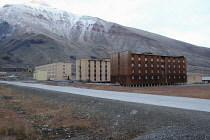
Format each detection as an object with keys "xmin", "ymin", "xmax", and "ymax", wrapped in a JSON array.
[
  {"xmin": 0, "ymin": 85, "xmax": 95, "ymax": 139},
  {"xmin": 67, "ymin": 83, "xmax": 210, "ymax": 99}
]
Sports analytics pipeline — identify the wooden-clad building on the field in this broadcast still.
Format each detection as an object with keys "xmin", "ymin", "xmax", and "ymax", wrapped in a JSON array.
[{"xmin": 111, "ymin": 51, "xmax": 187, "ymax": 86}]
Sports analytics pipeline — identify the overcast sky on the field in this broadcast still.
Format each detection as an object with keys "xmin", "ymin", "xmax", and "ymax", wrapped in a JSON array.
[{"xmin": 0, "ymin": 0, "xmax": 210, "ymax": 48}]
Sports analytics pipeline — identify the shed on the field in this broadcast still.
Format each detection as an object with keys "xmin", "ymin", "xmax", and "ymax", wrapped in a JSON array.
[
  {"xmin": 202, "ymin": 77, "xmax": 210, "ymax": 84},
  {"xmin": 187, "ymin": 75, "xmax": 202, "ymax": 84}
]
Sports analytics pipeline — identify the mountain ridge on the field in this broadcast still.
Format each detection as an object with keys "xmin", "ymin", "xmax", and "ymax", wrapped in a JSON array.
[{"xmin": 0, "ymin": 4, "xmax": 210, "ymax": 75}]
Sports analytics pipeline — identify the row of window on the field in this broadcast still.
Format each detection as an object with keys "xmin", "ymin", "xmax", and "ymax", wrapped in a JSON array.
[
  {"xmin": 131, "ymin": 75, "xmax": 186, "ymax": 80},
  {"xmin": 88, "ymin": 67, "xmax": 108, "ymax": 70},
  {"xmin": 131, "ymin": 57, "xmax": 185, "ymax": 63},
  {"xmin": 131, "ymin": 63, "xmax": 185, "ymax": 68},
  {"xmin": 88, "ymin": 62, "xmax": 108, "ymax": 65},
  {"xmin": 132, "ymin": 69, "xmax": 185, "ymax": 74}
]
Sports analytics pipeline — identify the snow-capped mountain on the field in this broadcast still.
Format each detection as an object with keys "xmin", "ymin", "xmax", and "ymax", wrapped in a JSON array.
[
  {"xmin": 0, "ymin": 3, "xmax": 210, "ymax": 75},
  {"xmin": 0, "ymin": 4, "xmax": 113, "ymax": 40}
]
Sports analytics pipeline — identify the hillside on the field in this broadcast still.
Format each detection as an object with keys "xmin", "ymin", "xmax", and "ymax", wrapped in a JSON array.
[{"xmin": 0, "ymin": 4, "xmax": 210, "ymax": 75}]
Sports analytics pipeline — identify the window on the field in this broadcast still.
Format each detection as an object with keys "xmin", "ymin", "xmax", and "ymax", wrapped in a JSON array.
[
  {"xmin": 151, "ymin": 58, "xmax": 153, "ymax": 61},
  {"xmin": 169, "ymin": 76, "xmax": 171, "ymax": 79},
  {"xmin": 138, "ymin": 64, "xmax": 141, "ymax": 67},
  {"xmin": 174, "ymin": 76, "xmax": 176, "ymax": 79},
  {"xmin": 157, "ymin": 70, "xmax": 160, "ymax": 73},
  {"xmin": 157, "ymin": 64, "xmax": 159, "ymax": 67},
  {"xmin": 183, "ymin": 60, "xmax": 185, "ymax": 63},
  {"xmin": 162, "ymin": 70, "xmax": 165, "ymax": 74},
  {"xmin": 132, "ymin": 70, "xmax": 134, "ymax": 73},
  {"xmin": 168, "ymin": 59, "xmax": 171, "ymax": 62},
  {"xmin": 183, "ymin": 76, "xmax": 186, "ymax": 79},
  {"xmin": 174, "ymin": 70, "xmax": 176, "ymax": 73},
  {"xmin": 161, "ymin": 65, "xmax": 164, "ymax": 68},
  {"xmin": 157, "ymin": 59, "xmax": 159, "ymax": 62},
  {"xmin": 161, "ymin": 59, "xmax": 165, "ymax": 62},
  {"xmin": 168, "ymin": 65, "xmax": 170, "ymax": 68},
  {"xmin": 151, "ymin": 64, "xmax": 153, "ymax": 67},
  {"xmin": 138, "ymin": 57, "xmax": 141, "ymax": 61},
  {"xmin": 179, "ymin": 70, "xmax": 181, "ymax": 73},
  {"xmin": 131, "ymin": 57, "xmax": 134, "ymax": 60},
  {"xmin": 183, "ymin": 65, "xmax": 185, "ymax": 68},
  {"xmin": 173, "ymin": 60, "xmax": 175, "ymax": 62},
  {"xmin": 145, "ymin": 70, "xmax": 147, "ymax": 73},
  {"xmin": 178, "ymin": 60, "xmax": 180, "ymax": 63},
  {"xmin": 145, "ymin": 64, "xmax": 147, "ymax": 67},
  {"xmin": 168, "ymin": 70, "xmax": 171, "ymax": 73},
  {"xmin": 183, "ymin": 70, "xmax": 185, "ymax": 73},
  {"xmin": 145, "ymin": 58, "xmax": 147, "ymax": 61},
  {"xmin": 157, "ymin": 76, "xmax": 160, "ymax": 79},
  {"xmin": 174, "ymin": 65, "xmax": 176, "ymax": 68},
  {"xmin": 131, "ymin": 63, "xmax": 134, "ymax": 67},
  {"xmin": 139, "ymin": 76, "xmax": 141, "ymax": 80},
  {"xmin": 178, "ymin": 65, "xmax": 180, "ymax": 68},
  {"xmin": 145, "ymin": 76, "xmax": 148, "ymax": 80},
  {"xmin": 151, "ymin": 76, "xmax": 154, "ymax": 79},
  {"xmin": 132, "ymin": 76, "xmax": 134, "ymax": 80},
  {"xmin": 179, "ymin": 76, "xmax": 181, "ymax": 79},
  {"xmin": 138, "ymin": 70, "xmax": 141, "ymax": 73},
  {"xmin": 151, "ymin": 70, "xmax": 154, "ymax": 73}
]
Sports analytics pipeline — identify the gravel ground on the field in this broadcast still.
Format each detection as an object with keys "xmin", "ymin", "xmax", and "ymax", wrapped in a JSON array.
[{"xmin": 4, "ymin": 84, "xmax": 210, "ymax": 140}]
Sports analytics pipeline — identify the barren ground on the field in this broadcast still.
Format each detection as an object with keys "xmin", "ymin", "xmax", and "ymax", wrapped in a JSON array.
[
  {"xmin": 45, "ymin": 82, "xmax": 210, "ymax": 99},
  {"xmin": 0, "ymin": 83, "xmax": 210, "ymax": 140}
]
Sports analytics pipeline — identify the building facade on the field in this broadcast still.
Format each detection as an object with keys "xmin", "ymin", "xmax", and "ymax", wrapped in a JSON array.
[
  {"xmin": 111, "ymin": 51, "xmax": 187, "ymax": 86},
  {"xmin": 0, "ymin": 72, "xmax": 7, "ymax": 76},
  {"xmin": 33, "ymin": 71, "xmax": 47, "ymax": 81},
  {"xmin": 76, "ymin": 59, "xmax": 110, "ymax": 82},
  {"xmin": 34, "ymin": 62, "xmax": 71, "ymax": 81},
  {"xmin": 187, "ymin": 75, "xmax": 202, "ymax": 84}
]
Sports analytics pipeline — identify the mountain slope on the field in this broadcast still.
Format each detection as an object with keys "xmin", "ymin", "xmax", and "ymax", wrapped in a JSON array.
[{"xmin": 0, "ymin": 3, "xmax": 210, "ymax": 75}]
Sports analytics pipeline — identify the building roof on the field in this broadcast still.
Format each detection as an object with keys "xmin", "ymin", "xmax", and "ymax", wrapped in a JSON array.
[
  {"xmin": 3, "ymin": 65, "xmax": 26, "ymax": 69},
  {"xmin": 117, "ymin": 51, "xmax": 185, "ymax": 58},
  {"xmin": 202, "ymin": 77, "xmax": 210, "ymax": 80},
  {"xmin": 77, "ymin": 58, "xmax": 110, "ymax": 61}
]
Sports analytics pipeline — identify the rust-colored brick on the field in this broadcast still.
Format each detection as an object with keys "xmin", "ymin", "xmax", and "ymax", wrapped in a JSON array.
[{"xmin": 111, "ymin": 51, "xmax": 187, "ymax": 85}]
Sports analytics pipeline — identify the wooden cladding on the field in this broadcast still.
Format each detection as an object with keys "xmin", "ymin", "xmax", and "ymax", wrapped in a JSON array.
[{"xmin": 111, "ymin": 51, "xmax": 187, "ymax": 85}]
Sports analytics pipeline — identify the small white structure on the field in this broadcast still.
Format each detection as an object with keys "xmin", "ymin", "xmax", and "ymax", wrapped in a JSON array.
[{"xmin": 202, "ymin": 77, "xmax": 210, "ymax": 84}]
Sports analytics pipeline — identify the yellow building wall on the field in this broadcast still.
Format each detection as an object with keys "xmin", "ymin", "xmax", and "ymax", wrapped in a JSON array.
[
  {"xmin": 34, "ymin": 71, "xmax": 47, "ymax": 81},
  {"xmin": 35, "ymin": 62, "xmax": 71, "ymax": 81},
  {"xmin": 96, "ymin": 61, "xmax": 100, "ymax": 81},
  {"xmin": 76, "ymin": 59, "xmax": 110, "ymax": 82},
  {"xmin": 76, "ymin": 60, "xmax": 81, "ymax": 81},
  {"xmin": 81, "ymin": 59, "xmax": 89, "ymax": 81},
  {"xmin": 107, "ymin": 61, "xmax": 110, "ymax": 81},
  {"xmin": 0, "ymin": 72, "xmax": 7, "ymax": 76}
]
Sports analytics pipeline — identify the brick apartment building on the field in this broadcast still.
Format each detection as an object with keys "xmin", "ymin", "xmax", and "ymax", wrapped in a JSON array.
[
  {"xmin": 111, "ymin": 51, "xmax": 187, "ymax": 86},
  {"xmin": 34, "ymin": 62, "xmax": 71, "ymax": 81},
  {"xmin": 76, "ymin": 58, "xmax": 110, "ymax": 82}
]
